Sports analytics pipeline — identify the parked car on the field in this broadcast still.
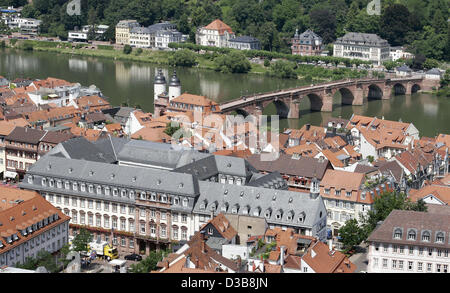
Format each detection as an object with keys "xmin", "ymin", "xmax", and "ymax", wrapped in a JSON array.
[{"xmin": 124, "ymin": 253, "xmax": 142, "ymax": 261}]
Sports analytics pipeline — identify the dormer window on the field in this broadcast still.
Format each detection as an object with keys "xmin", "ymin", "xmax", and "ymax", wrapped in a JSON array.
[
  {"xmin": 436, "ymin": 232, "xmax": 445, "ymax": 243},
  {"xmin": 174, "ymin": 197, "xmax": 180, "ymax": 205},
  {"xmin": 112, "ymin": 189, "xmax": 118, "ymax": 196},
  {"xmin": 6, "ymin": 236, "xmax": 12, "ymax": 243},
  {"xmin": 89, "ymin": 185, "xmax": 94, "ymax": 193},
  {"xmin": 240, "ymin": 191, "xmax": 244, "ymax": 197},
  {"xmin": 335, "ymin": 190, "xmax": 341, "ymax": 196},
  {"xmin": 65, "ymin": 182, "xmax": 70, "ymax": 189},
  {"xmin": 151, "ymin": 193, "xmax": 157, "ymax": 201},
  {"xmin": 346, "ymin": 191, "xmax": 351, "ymax": 197},
  {"xmin": 104, "ymin": 187, "xmax": 110, "ymax": 195},
  {"xmin": 81, "ymin": 183, "xmax": 86, "ymax": 192},
  {"xmin": 253, "ymin": 207, "xmax": 261, "ymax": 217},
  {"xmin": 221, "ymin": 203, "xmax": 228, "ymax": 212},
  {"xmin": 200, "ymin": 200, "xmax": 207, "ymax": 210},
  {"xmin": 232, "ymin": 204, "xmax": 239, "ymax": 214},
  {"xmin": 422, "ymin": 231, "xmax": 430, "ymax": 242},
  {"xmin": 407, "ymin": 230, "xmax": 416, "ymax": 240},
  {"xmin": 298, "ymin": 212, "xmax": 306, "ymax": 223},
  {"xmin": 394, "ymin": 228, "xmax": 402, "ymax": 239},
  {"xmin": 140, "ymin": 192, "xmax": 146, "ymax": 200},
  {"xmin": 243, "ymin": 206, "xmax": 250, "ymax": 215},
  {"xmin": 161, "ymin": 195, "xmax": 167, "ymax": 203},
  {"xmin": 265, "ymin": 208, "xmax": 272, "ymax": 219},
  {"xmin": 182, "ymin": 198, "xmax": 188, "ymax": 207},
  {"xmin": 129, "ymin": 191, "xmax": 135, "ymax": 199},
  {"xmin": 121, "ymin": 190, "xmax": 127, "ymax": 197},
  {"xmin": 27, "ymin": 176, "xmax": 33, "ymax": 184},
  {"xmin": 12, "ymin": 234, "xmax": 18, "ymax": 241},
  {"xmin": 49, "ymin": 179, "xmax": 54, "ymax": 187},
  {"xmin": 287, "ymin": 211, "xmax": 294, "ymax": 221},
  {"xmin": 41, "ymin": 178, "xmax": 47, "ymax": 186},
  {"xmin": 276, "ymin": 210, "xmax": 283, "ymax": 220},
  {"xmin": 73, "ymin": 182, "xmax": 78, "ymax": 191},
  {"xmin": 361, "ymin": 192, "xmax": 366, "ymax": 200}
]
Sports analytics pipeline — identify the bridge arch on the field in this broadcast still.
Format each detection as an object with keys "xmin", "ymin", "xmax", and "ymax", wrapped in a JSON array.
[
  {"xmin": 338, "ymin": 88, "xmax": 355, "ymax": 105},
  {"xmin": 412, "ymin": 84, "xmax": 421, "ymax": 93},
  {"xmin": 264, "ymin": 100, "xmax": 290, "ymax": 119},
  {"xmin": 368, "ymin": 84, "xmax": 383, "ymax": 100},
  {"xmin": 307, "ymin": 93, "xmax": 324, "ymax": 112},
  {"xmin": 234, "ymin": 109, "xmax": 250, "ymax": 117},
  {"xmin": 393, "ymin": 83, "xmax": 407, "ymax": 95}
]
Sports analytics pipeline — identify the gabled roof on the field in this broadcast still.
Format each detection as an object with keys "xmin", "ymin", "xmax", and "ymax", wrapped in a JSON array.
[
  {"xmin": 202, "ymin": 213, "xmax": 237, "ymax": 241},
  {"xmin": 203, "ymin": 19, "xmax": 233, "ymax": 35},
  {"xmin": 5, "ymin": 126, "xmax": 46, "ymax": 144},
  {"xmin": 302, "ymin": 241, "xmax": 356, "ymax": 273}
]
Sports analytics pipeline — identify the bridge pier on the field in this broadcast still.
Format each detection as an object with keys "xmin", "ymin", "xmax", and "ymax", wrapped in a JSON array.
[
  {"xmin": 321, "ymin": 94, "xmax": 333, "ymax": 112},
  {"xmin": 353, "ymin": 87, "xmax": 365, "ymax": 106},
  {"xmin": 288, "ymin": 100, "xmax": 300, "ymax": 119},
  {"xmin": 382, "ymin": 86, "xmax": 392, "ymax": 99}
]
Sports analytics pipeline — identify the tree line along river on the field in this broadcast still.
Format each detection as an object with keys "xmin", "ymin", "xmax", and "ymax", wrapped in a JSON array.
[{"xmin": 0, "ymin": 48, "xmax": 449, "ymax": 137}]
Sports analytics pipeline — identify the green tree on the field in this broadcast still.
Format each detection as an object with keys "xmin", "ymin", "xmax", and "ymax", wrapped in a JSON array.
[
  {"xmin": 381, "ymin": 4, "xmax": 412, "ymax": 46},
  {"xmin": 423, "ymin": 58, "xmax": 440, "ymax": 70},
  {"xmin": 267, "ymin": 60, "xmax": 297, "ymax": 79},
  {"xmin": 168, "ymin": 49, "xmax": 197, "ymax": 67},
  {"xmin": 17, "ymin": 250, "xmax": 59, "ymax": 273},
  {"xmin": 164, "ymin": 122, "xmax": 181, "ymax": 137},
  {"xmin": 309, "ymin": 8, "xmax": 336, "ymax": 44},
  {"xmin": 338, "ymin": 219, "xmax": 365, "ymax": 253},
  {"xmin": 383, "ymin": 61, "xmax": 398, "ymax": 71},
  {"xmin": 128, "ymin": 250, "xmax": 167, "ymax": 273},
  {"xmin": 123, "ymin": 44, "xmax": 132, "ymax": 55},
  {"xmin": 214, "ymin": 51, "xmax": 251, "ymax": 74},
  {"xmin": 72, "ymin": 228, "xmax": 93, "ymax": 252}
]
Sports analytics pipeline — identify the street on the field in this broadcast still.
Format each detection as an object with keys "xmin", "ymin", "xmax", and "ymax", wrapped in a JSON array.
[{"xmin": 349, "ymin": 242, "xmax": 369, "ymax": 273}]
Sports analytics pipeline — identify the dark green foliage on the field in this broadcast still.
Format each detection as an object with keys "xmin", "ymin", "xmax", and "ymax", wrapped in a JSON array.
[
  {"xmin": 9, "ymin": 0, "xmax": 450, "ymax": 61},
  {"xmin": 123, "ymin": 44, "xmax": 132, "ymax": 55},
  {"xmin": 267, "ymin": 60, "xmax": 297, "ymax": 79},
  {"xmin": 214, "ymin": 51, "xmax": 251, "ymax": 73},
  {"xmin": 168, "ymin": 49, "xmax": 197, "ymax": 67},
  {"xmin": 72, "ymin": 228, "xmax": 93, "ymax": 252},
  {"xmin": 338, "ymin": 219, "xmax": 366, "ymax": 253},
  {"xmin": 128, "ymin": 250, "xmax": 167, "ymax": 273},
  {"xmin": 16, "ymin": 249, "xmax": 59, "ymax": 273}
]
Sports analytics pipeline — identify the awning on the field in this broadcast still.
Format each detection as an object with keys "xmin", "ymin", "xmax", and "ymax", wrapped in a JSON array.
[{"xmin": 4, "ymin": 171, "xmax": 18, "ymax": 179}]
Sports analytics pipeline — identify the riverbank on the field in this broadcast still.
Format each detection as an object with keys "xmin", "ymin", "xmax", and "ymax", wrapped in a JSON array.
[{"xmin": 3, "ymin": 39, "xmax": 367, "ymax": 82}]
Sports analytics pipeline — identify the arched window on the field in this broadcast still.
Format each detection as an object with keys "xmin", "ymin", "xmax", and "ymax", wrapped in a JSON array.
[
  {"xmin": 407, "ymin": 230, "xmax": 416, "ymax": 240},
  {"xmin": 394, "ymin": 228, "xmax": 402, "ymax": 239},
  {"xmin": 422, "ymin": 231, "xmax": 431, "ymax": 242},
  {"xmin": 436, "ymin": 232, "xmax": 445, "ymax": 243}
]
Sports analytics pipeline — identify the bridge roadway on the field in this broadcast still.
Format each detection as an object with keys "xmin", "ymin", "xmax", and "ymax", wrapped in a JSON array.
[{"xmin": 218, "ymin": 77, "xmax": 428, "ymax": 118}]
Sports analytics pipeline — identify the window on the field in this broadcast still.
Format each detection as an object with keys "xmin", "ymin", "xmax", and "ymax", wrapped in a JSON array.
[
  {"xmin": 373, "ymin": 258, "xmax": 378, "ymax": 268},
  {"xmin": 417, "ymin": 262, "xmax": 423, "ymax": 272},
  {"xmin": 105, "ymin": 187, "xmax": 110, "ymax": 196},
  {"xmin": 140, "ymin": 222, "xmax": 145, "ymax": 234},
  {"xmin": 81, "ymin": 184, "xmax": 86, "ymax": 192},
  {"xmin": 422, "ymin": 231, "xmax": 430, "ymax": 242},
  {"xmin": 96, "ymin": 201, "xmax": 101, "ymax": 210},
  {"xmin": 72, "ymin": 198, "xmax": 77, "ymax": 207},
  {"xmin": 324, "ymin": 188, "xmax": 330, "ymax": 194},
  {"xmin": 392, "ymin": 260, "xmax": 397, "ymax": 269},
  {"xmin": 161, "ymin": 226, "xmax": 166, "ymax": 238},
  {"xmin": 408, "ymin": 230, "xmax": 416, "ymax": 240},
  {"xmin": 64, "ymin": 196, "xmax": 69, "ymax": 205},
  {"xmin": 120, "ymin": 219, "xmax": 126, "ymax": 231},
  {"xmin": 182, "ymin": 214, "xmax": 187, "ymax": 223},
  {"xmin": 88, "ymin": 185, "xmax": 93, "ymax": 193},
  {"xmin": 428, "ymin": 248, "xmax": 433, "ymax": 256},
  {"xmin": 173, "ymin": 228, "xmax": 178, "ymax": 239},
  {"xmin": 129, "ymin": 240, "xmax": 134, "ymax": 249},
  {"xmin": 394, "ymin": 228, "xmax": 402, "ymax": 239},
  {"xmin": 382, "ymin": 259, "xmax": 388, "ymax": 268},
  {"xmin": 129, "ymin": 220, "xmax": 134, "ymax": 232},
  {"xmin": 161, "ymin": 212, "xmax": 166, "ymax": 220},
  {"xmin": 172, "ymin": 213, "xmax": 178, "ymax": 222},
  {"xmin": 436, "ymin": 264, "xmax": 441, "ymax": 273},
  {"xmin": 104, "ymin": 216, "xmax": 110, "ymax": 229},
  {"xmin": 182, "ymin": 198, "xmax": 188, "ymax": 207},
  {"xmin": 150, "ymin": 225, "xmax": 156, "ymax": 235},
  {"xmin": 383, "ymin": 244, "xmax": 388, "ymax": 252},
  {"xmin": 444, "ymin": 265, "xmax": 448, "ymax": 273},
  {"xmin": 427, "ymin": 263, "xmax": 432, "ymax": 272},
  {"xmin": 96, "ymin": 186, "xmax": 102, "ymax": 195},
  {"xmin": 140, "ymin": 209, "xmax": 146, "ymax": 218},
  {"xmin": 96, "ymin": 215, "xmax": 101, "ymax": 227},
  {"xmin": 399, "ymin": 246, "xmax": 404, "ymax": 254},
  {"xmin": 121, "ymin": 238, "xmax": 126, "ymax": 247},
  {"xmin": 398, "ymin": 260, "xmax": 403, "ymax": 270},
  {"xmin": 346, "ymin": 191, "xmax": 351, "ymax": 197},
  {"xmin": 419, "ymin": 247, "xmax": 423, "ymax": 255},
  {"xmin": 128, "ymin": 207, "xmax": 134, "ymax": 215},
  {"xmin": 80, "ymin": 199, "xmax": 85, "ymax": 208},
  {"xmin": 112, "ymin": 203, "xmax": 117, "ymax": 213},
  {"xmin": 409, "ymin": 246, "xmax": 414, "ymax": 255},
  {"xmin": 436, "ymin": 232, "xmax": 445, "ymax": 243},
  {"xmin": 112, "ymin": 218, "xmax": 117, "ymax": 229},
  {"xmin": 408, "ymin": 261, "xmax": 413, "ymax": 271},
  {"xmin": 88, "ymin": 214, "xmax": 93, "ymax": 226},
  {"xmin": 335, "ymin": 190, "xmax": 341, "ymax": 196},
  {"xmin": 88, "ymin": 200, "xmax": 93, "ymax": 209},
  {"xmin": 393, "ymin": 245, "xmax": 398, "ymax": 253},
  {"xmin": 181, "ymin": 229, "xmax": 187, "ymax": 240},
  {"xmin": 120, "ymin": 205, "xmax": 126, "ymax": 214},
  {"xmin": 104, "ymin": 202, "xmax": 109, "ymax": 211}
]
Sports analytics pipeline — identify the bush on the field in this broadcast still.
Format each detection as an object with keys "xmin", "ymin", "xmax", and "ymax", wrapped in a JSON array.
[
  {"xmin": 98, "ymin": 45, "xmax": 114, "ymax": 51},
  {"xmin": 21, "ymin": 42, "xmax": 34, "ymax": 51},
  {"xmin": 123, "ymin": 44, "xmax": 132, "ymax": 55},
  {"xmin": 168, "ymin": 49, "xmax": 197, "ymax": 67},
  {"xmin": 213, "ymin": 51, "xmax": 251, "ymax": 74},
  {"xmin": 267, "ymin": 60, "xmax": 297, "ymax": 79},
  {"xmin": 264, "ymin": 59, "xmax": 270, "ymax": 67},
  {"xmin": 135, "ymin": 48, "xmax": 143, "ymax": 55},
  {"xmin": 0, "ymin": 40, "xmax": 5, "ymax": 48}
]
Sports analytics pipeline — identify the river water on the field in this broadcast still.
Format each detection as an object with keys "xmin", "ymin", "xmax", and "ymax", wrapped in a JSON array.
[{"xmin": 0, "ymin": 48, "xmax": 449, "ymax": 137}]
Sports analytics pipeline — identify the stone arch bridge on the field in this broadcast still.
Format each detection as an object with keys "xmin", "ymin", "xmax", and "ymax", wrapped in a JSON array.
[{"xmin": 219, "ymin": 77, "xmax": 439, "ymax": 118}]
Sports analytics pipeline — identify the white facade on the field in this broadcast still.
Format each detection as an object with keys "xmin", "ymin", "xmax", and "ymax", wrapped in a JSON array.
[
  {"xmin": 0, "ymin": 221, "xmax": 69, "ymax": 268},
  {"xmin": 222, "ymin": 244, "xmax": 250, "ymax": 261},
  {"xmin": 196, "ymin": 28, "xmax": 234, "ymax": 48},
  {"xmin": 27, "ymin": 84, "xmax": 81, "ymax": 107},
  {"xmin": 68, "ymin": 31, "xmax": 88, "ymax": 41},
  {"xmin": 324, "ymin": 198, "xmax": 370, "ymax": 232},
  {"xmin": 168, "ymin": 84, "xmax": 181, "ymax": 100},
  {"xmin": 367, "ymin": 242, "xmax": 450, "ymax": 273}
]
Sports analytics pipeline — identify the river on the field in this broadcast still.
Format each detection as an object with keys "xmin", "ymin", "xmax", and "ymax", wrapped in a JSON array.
[{"xmin": 0, "ymin": 48, "xmax": 449, "ymax": 137}]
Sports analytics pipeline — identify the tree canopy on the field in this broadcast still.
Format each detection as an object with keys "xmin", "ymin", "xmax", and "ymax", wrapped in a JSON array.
[{"xmin": 11, "ymin": 0, "xmax": 449, "ymax": 61}]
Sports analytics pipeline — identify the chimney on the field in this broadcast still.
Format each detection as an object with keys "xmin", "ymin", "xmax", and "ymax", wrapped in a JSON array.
[
  {"xmin": 200, "ymin": 230, "xmax": 206, "ymax": 253},
  {"xmin": 280, "ymin": 246, "xmax": 285, "ymax": 266},
  {"xmin": 306, "ymin": 124, "xmax": 311, "ymax": 131},
  {"xmin": 328, "ymin": 239, "xmax": 333, "ymax": 251}
]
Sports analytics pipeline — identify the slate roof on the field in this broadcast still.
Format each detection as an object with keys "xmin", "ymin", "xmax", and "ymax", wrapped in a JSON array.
[
  {"xmin": 23, "ymin": 155, "xmax": 200, "ymax": 197},
  {"xmin": 335, "ymin": 32, "xmax": 389, "ymax": 47},
  {"xmin": 228, "ymin": 36, "xmax": 260, "ymax": 43},
  {"xmin": 246, "ymin": 153, "xmax": 329, "ymax": 179},
  {"xmin": 48, "ymin": 136, "xmax": 116, "ymax": 163},
  {"xmin": 117, "ymin": 139, "xmax": 209, "ymax": 169},
  {"xmin": 247, "ymin": 171, "xmax": 288, "ymax": 189},
  {"xmin": 367, "ymin": 208, "xmax": 450, "ymax": 249},
  {"xmin": 5, "ymin": 127, "xmax": 46, "ymax": 144},
  {"xmin": 193, "ymin": 181, "xmax": 325, "ymax": 229}
]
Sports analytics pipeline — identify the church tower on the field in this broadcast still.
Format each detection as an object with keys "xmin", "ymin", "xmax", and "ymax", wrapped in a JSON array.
[
  {"xmin": 154, "ymin": 69, "xmax": 167, "ymax": 101},
  {"xmin": 168, "ymin": 70, "xmax": 181, "ymax": 100}
]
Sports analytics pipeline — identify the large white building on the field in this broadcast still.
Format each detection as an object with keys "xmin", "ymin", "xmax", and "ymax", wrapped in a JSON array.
[
  {"xmin": 367, "ymin": 205, "xmax": 450, "ymax": 273},
  {"xmin": 196, "ymin": 19, "xmax": 235, "ymax": 48},
  {"xmin": 0, "ymin": 187, "xmax": 70, "ymax": 268},
  {"xmin": 127, "ymin": 22, "xmax": 186, "ymax": 49},
  {"xmin": 333, "ymin": 32, "xmax": 390, "ymax": 67}
]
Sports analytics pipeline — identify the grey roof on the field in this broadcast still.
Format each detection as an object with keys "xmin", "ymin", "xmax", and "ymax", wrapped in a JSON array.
[
  {"xmin": 168, "ymin": 70, "xmax": 180, "ymax": 87},
  {"xmin": 24, "ymin": 155, "xmax": 199, "ymax": 197},
  {"xmin": 246, "ymin": 154, "xmax": 329, "ymax": 180},
  {"xmin": 154, "ymin": 69, "xmax": 166, "ymax": 85},
  {"xmin": 336, "ymin": 154, "xmax": 350, "ymax": 161},
  {"xmin": 173, "ymin": 154, "xmax": 257, "ymax": 180},
  {"xmin": 92, "ymin": 135, "xmax": 129, "ymax": 162},
  {"xmin": 354, "ymin": 163, "xmax": 378, "ymax": 174},
  {"xmin": 47, "ymin": 136, "xmax": 117, "ymax": 163},
  {"xmin": 194, "ymin": 181, "xmax": 324, "ymax": 228},
  {"xmin": 335, "ymin": 32, "xmax": 389, "ymax": 47},
  {"xmin": 247, "ymin": 171, "xmax": 288, "ymax": 189},
  {"xmin": 293, "ymin": 29, "xmax": 322, "ymax": 43},
  {"xmin": 130, "ymin": 26, "xmax": 152, "ymax": 34},
  {"xmin": 148, "ymin": 22, "xmax": 176, "ymax": 32},
  {"xmin": 396, "ymin": 65, "xmax": 412, "ymax": 72},
  {"xmin": 228, "ymin": 36, "xmax": 260, "ymax": 44},
  {"xmin": 426, "ymin": 68, "xmax": 442, "ymax": 75},
  {"xmin": 206, "ymin": 237, "xmax": 229, "ymax": 251},
  {"xmin": 116, "ymin": 139, "xmax": 209, "ymax": 169}
]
